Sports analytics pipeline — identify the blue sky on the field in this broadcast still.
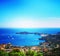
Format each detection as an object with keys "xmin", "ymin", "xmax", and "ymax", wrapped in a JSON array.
[{"xmin": 0, "ymin": 0, "xmax": 60, "ymax": 28}]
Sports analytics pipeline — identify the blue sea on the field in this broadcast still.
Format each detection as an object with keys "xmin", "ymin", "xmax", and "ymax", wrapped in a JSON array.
[{"xmin": 0, "ymin": 28, "xmax": 60, "ymax": 46}]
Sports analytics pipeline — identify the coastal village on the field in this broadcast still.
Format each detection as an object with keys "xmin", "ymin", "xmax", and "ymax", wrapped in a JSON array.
[{"xmin": 0, "ymin": 32, "xmax": 60, "ymax": 56}]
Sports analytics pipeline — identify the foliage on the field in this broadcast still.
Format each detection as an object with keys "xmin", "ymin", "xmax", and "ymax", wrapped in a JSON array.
[
  {"xmin": 37, "ymin": 52, "xmax": 43, "ymax": 56},
  {"xmin": 26, "ymin": 50, "xmax": 37, "ymax": 56},
  {"xmin": 0, "ymin": 49, "xmax": 44, "ymax": 56},
  {"xmin": 9, "ymin": 49, "xmax": 26, "ymax": 56},
  {"xmin": 51, "ymin": 47, "xmax": 60, "ymax": 56},
  {"xmin": 0, "ymin": 50, "xmax": 8, "ymax": 56}
]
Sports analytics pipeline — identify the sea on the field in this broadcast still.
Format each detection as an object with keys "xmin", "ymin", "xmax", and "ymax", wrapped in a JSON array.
[{"xmin": 0, "ymin": 28, "xmax": 60, "ymax": 46}]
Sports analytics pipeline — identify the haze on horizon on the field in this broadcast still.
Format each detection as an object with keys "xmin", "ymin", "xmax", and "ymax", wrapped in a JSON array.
[{"xmin": 0, "ymin": 0, "xmax": 60, "ymax": 28}]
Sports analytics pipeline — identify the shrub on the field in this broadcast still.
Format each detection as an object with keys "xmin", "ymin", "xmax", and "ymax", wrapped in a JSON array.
[
  {"xmin": 37, "ymin": 52, "xmax": 43, "ymax": 56},
  {"xmin": 9, "ymin": 49, "xmax": 26, "ymax": 56},
  {"xmin": 26, "ymin": 50, "xmax": 37, "ymax": 56},
  {"xmin": 0, "ymin": 50, "xmax": 8, "ymax": 56}
]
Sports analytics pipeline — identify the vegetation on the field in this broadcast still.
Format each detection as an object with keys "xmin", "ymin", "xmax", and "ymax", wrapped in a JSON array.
[
  {"xmin": 26, "ymin": 49, "xmax": 37, "ymax": 56},
  {"xmin": 51, "ymin": 47, "xmax": 60, "ymax": 56},
  {"xmin": 43, "ymin": 47, "xmax": 60, "ymax": 56},
  {"xmin": 0, "ymin": 47, "xmax": 60, "ymax": 56},
  {"xmin": 0, "ymin": 49, "xmax": 43, "ymax": 56},
  {"xmin": 9, "ymin": 49, "xmax": 25, "ymax": 56},
  {"xmin": 9, "ymin": 49, "xmax": 43, "ymax": 56},
  {"xmin": 0, "ymin": 50, "xmax": 8, "ymax": 56}
]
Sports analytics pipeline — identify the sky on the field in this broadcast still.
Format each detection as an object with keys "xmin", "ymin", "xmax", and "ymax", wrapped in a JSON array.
[{"xmin": 0, "ymin": 0, "xmax": 60, "ymax": 28}]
